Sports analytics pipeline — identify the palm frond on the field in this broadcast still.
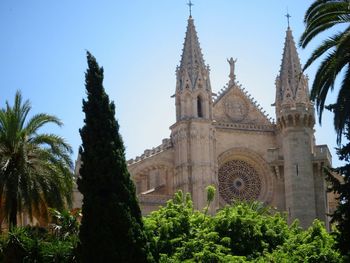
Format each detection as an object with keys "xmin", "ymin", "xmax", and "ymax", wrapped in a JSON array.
[
  {"xmin": 25, "ymin": 113, "xmax": 62, "ymax": 135},
  {"xmin": 302, "ymin": 0, "xmax": 350, "ymax": 143},
  {"xmin": 303, "ymin": 31, "xmax": 343, "ymax": 70},
  {"xmin": 333, "ymin": 64, "xmax": 350, "ymax": 143},
  {"xmin": 301, "ymin": 0, "xmax": 350, "ymax": 47},
  {"xmin": 309, "ymin": 38, "xmax": 350, "ymax": 122}
]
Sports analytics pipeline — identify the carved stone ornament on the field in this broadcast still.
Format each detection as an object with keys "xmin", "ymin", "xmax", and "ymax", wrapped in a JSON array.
[
  {"xmin": 224, "ymin": 96, "xmax": 248, "ymax": 122},
  {"xmin": 219, "ymin": 160, "xmax": 261, "ymax": 203}
]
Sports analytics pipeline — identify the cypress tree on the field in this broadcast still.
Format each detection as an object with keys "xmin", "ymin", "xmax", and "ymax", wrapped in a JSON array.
[{"xmin": 78, "ymin": 52, "xmax": 148, "ymax": 262}]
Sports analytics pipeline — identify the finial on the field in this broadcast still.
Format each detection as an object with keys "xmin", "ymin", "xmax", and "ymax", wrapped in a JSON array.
[
  {"xmin": 285, "ymin": 8, "xmax": 291, "ymax": 28},
  {"xmin": 187, "ymin": 0, "xmax": 194, "ymax": 17}
]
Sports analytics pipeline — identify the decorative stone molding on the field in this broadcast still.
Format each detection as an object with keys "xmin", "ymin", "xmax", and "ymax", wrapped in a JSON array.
[
  {"xmin": 190, "ymin": 128, "xmax": 199, "ymax": 139},
  {"xmin": 277, "ymin": 112, "xmax": 314, "ymax": 130},
  {"xmin": 171, "ymin": 123, "xmax": 214, "ymax": 142},
  {"xmin": 171, "ymin": 128, "xmax": 188, "ymax": 142},
  {"xmin": 215, "ymin": 122, "xmax": 275, "ymax": 132},
  {"xmin": 273, "ymin": 165, "xmax": 281, "ymax": 179},
  {"xmin": 223, "ymin": 95, "xmax": 249, "ymax": 122}
]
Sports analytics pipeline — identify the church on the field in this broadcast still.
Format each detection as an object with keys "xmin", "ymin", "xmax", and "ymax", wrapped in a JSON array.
[
  {"xmin": 123, "ymin": 14, "xmax": 335, "ymax": 229},
  {"xmin": 72, "ymin": 14, "xmax": 336, "ymax": 229}
]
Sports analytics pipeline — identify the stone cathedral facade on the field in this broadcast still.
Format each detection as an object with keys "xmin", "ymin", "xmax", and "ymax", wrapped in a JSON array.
[
  {"xmin": 122, "ymin": 16, "xmax": 335, "ymax": 229},
  {"xmin": 72, "ymin": 16, "xmax": 335, "ymax": 229}
]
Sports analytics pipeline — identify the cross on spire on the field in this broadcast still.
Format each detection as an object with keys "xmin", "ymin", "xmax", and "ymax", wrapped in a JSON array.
[
  {"xmin": 187, "ymin": 0, "xmax": 194, "ymax": 17},
  {"xmin": 285, "ymin": 10, "xmax": 291, "ymax": 28}
]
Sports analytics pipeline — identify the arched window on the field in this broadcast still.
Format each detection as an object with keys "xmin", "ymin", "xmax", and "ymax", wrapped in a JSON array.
[{"xmin": 197, "ymin": 96, "xmax": 203, "ymax": 118}]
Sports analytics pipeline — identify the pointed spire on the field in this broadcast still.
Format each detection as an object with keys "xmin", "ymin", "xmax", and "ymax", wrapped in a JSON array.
[
  {"xmin": 178, "ymin": 16, "xmax": 208, "ymax": 89},
  {"xmin": 280, "ymin": 28, "xmax": 302, "ymax": 93},
  {"xmin": 175, "ymin": 15, "xmax": 212, "ymax": 121},
  {"xmin": 275, "ymin": 27, "xmax": 309, "ymax": 108}
]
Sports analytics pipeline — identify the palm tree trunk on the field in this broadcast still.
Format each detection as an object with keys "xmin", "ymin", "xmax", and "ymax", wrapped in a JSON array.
[
  {"xmin": 7, "ymin": 169, "xmax": 19, "ymax": 228},
  {"xmin": 9, "ymin": 197, "xmax": 17, "ymax": 228}
]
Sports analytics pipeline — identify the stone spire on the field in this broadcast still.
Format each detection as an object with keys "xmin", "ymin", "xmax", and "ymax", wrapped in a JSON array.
[
  {"xmin": 177, "ymin": 16, "xmax": 210, "ymax": 91},
  {"xmin": 275, "ymin": 27, "xmax": 310, "ymax": 110}
]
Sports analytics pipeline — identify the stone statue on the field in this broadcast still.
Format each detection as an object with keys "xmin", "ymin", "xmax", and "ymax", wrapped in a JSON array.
[{"xmin": 227, "ymin": 57, "xmax": 237, "ymax": 82}]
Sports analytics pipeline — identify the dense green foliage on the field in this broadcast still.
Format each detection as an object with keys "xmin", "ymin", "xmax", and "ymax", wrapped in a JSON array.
[
  {"xmin": 326, "ymin": 123, "xmax": 350, "ymax": 257},
  {"xmin": 0, "ymin": 194, "xmax": 343, "ymax": 262},
  {"xmin": 0, "ymin": 210, "xmax": 79, "ymax": 262},
  {"xmin": 144, "ymin": 191, "xmax": 343, "ymax": 262},
  {"xmin": 77, "ymin": 52, "xmax": 148, "ymax": 262},
  {"xmin": 259, "ymin": 220, "xmax": 341, "ymax": 263},
  {"xmin": 300, "ymin": 0, "xmax": 350, "ymax": 143},
  {"xmin": 0, "ymin": 91, "xmax": 73, "ymax": 228}
]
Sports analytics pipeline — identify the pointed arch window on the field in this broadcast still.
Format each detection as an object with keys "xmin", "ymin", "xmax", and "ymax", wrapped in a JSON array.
[{"xmin": 197, "ymin": 96, "xmax": 203, "ymax": 118}]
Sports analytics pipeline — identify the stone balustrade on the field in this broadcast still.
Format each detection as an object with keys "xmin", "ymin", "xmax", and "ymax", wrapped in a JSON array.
[{"xmin": 127, "ymin": 138, "xmax": 172, "ymax": 165}]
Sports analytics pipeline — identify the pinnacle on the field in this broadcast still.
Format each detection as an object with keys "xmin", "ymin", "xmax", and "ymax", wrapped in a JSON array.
[
  {"xmin": 179, "ymin": 17, "xmax": 207, "ymax": 85},
  {"xmin": 275, "ymin": 27, "xmax": 309, "ymax": 107},
  {"xmin": 280, "ymin": 28, "xmax": 302, "ymax": 82}
]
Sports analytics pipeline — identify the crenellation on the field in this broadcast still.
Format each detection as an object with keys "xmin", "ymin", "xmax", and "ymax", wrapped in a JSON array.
[{"xmin": 127, "ymin": 138, "xmax": 173, "ymax": 165}]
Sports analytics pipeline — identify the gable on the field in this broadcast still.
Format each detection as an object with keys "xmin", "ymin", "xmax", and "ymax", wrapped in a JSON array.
[{"xmin": 213, "ymin": 84, "xmax": 272, "ymax": 125}]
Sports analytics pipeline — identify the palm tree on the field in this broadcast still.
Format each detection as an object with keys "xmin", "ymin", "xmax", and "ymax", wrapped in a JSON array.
[
  {"xmin": 299, "ymin": 0, "xmax": 350, "ymax": 143},
  {"xmin": 0, "ymin": 91, "xmax": 73, "ymax": 228}
]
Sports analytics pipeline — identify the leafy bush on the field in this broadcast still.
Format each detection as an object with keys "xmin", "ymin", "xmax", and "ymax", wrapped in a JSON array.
[
  {"xmin": 144, "ymin": 191, "xmax": 194, "ymax": 261},
  {"xmin": 260, "ymin": 220, "xmax": 342, "ymax": 263},
  {"xmin": 213, "ymin": 201, "xmax": 293, "ymax": 259},
  {"xmin": 144, "ymin": 190, "xmax": 344, "ymax": 263},
  {"xmin": 0, "ymin": 209, "xmax": 79, "ymax": 262},
  {"xmin": 0, "ymin": 193, "xmax": 343, "ymax": 262},
  {"xmin": 40, "ymin": 239, "xmax": 76, "ymax": 262},
  {"xmin": 49, "ymin": 208, "xmax": 80, "ymax": 241}
]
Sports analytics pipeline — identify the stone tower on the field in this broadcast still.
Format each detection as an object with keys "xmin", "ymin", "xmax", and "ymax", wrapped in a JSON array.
[
  {"xmin": 275, "ymin": 26, "xmax": 317, "ymax": 228},
  {"xmin": 170, "ymin": 16, "xmax": 218, "ymax": 211}
]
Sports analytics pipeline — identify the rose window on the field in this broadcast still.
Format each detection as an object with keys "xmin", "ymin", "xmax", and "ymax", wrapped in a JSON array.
[{"xmin": 219, "ymin": 160, "xmax": 261, "ymax": 203}]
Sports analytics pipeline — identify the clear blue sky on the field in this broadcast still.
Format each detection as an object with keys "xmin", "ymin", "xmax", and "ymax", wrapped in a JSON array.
[{"xmin": 0, "ymin": 1, "xmax": 343, "ymax": 166}]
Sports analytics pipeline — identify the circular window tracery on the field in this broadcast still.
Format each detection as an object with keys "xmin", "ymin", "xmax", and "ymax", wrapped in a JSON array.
[{"xmin": 219, "ymin": 160, "xmax": 261, "ymax": 203}]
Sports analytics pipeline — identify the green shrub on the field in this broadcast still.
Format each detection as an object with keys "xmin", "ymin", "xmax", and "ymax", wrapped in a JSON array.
[
  {"xmin": 40, "ymin": 239, "xmax": 76, "ymax": 262},
  {"xmin": 144, "ymin": 190, "xmax": 344, "ymax": 262},
  {"xmin": 0, "ymin": 218, "xmax": 79, "ymax": 262}
]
